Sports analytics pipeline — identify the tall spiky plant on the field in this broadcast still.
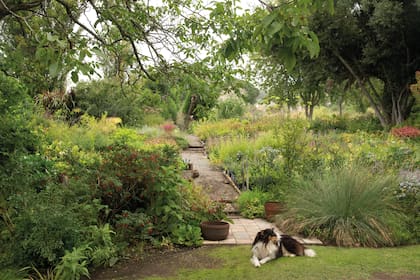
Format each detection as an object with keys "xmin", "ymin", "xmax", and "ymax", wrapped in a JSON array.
[{"xmin": 278, "ymin": 166, "xmax": 404, "ymax": 247}]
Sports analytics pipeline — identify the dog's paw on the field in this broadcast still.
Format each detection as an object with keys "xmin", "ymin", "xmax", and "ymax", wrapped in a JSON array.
[{"xmin": 250, "ymin": 258, "xmax": 261, "ymax": 267}]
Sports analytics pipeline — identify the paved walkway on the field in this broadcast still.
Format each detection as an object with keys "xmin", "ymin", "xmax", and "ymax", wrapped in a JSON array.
[
  {"xmin": 181, "ymin": 135, "xmax": 239, "ymax": 213},
  {"xmin": 203, "ymin": 216, "xmax": 278, "ymax": 245}
]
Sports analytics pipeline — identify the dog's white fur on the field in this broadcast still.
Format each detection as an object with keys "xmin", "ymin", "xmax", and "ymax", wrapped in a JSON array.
[{"xmin": 250, "ymin": 229, "xmax": 316, "ymax": 267}]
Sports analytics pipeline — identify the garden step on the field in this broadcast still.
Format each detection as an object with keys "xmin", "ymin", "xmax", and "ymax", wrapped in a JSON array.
[
  {"xmin": 223, "ymin": 202, "xmax": 240, "ymax": 215},
  {"xmin": 186, "ymin": 135, "xmax": 204, "ymax": 148},
  {"xmin": 186, "ymin": 147, "xmax": 205, "ymax": 152}
]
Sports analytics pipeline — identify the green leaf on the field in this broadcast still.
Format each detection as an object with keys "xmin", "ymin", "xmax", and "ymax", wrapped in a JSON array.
[
  {"xmin": 49, "ymin": 62, "xmax": 59, "ymax": 77},
  {"xmin": 307, "ymin": 31, "xmax": 320, "ymax": 58},
  {"xmin": 71, "ymin": 71, "xmax": 79, "ymax": 83},
  {"xmin": 277, "ymin": 48, "xmax": 296, "ymax": 70},
  {"xmin": 262, "ymin": 12, "xmax": 278, "ymax": 28},
  {"xmin": 267, "ymin": 21, "xmax": 283, "ymax": 38},
  {"xmin": 46, "ymin": 32, "xmax": 58, "ymax": 42}
]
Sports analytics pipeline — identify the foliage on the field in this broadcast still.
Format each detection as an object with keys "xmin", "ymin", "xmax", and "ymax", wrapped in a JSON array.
[
  {"xmin": 95, "ymin": 143, "xmax": 204, "ymax": 246},
  {"xmin": 277, "ymin": 118, "xmax": 309, "ymax": 177},
  {"xmin": 220, "ymin": 0, "xmax": 333, "ymax": 68},
  {"xmin": 214, "ymin": 97, "xmax": 246, "ymax": 120},
  {"xmin": 236, "ymin": 190, "xmax": 270, "ymax": 219},
  {"xmin": 182, "ymin": 184, "xmax": 228, "ymax": 224},
  {"xmin": 74, "ymin": 79, "xmax": 157, "ymax": 126},
  {"xmin": 278, "ymin": 166, "xmax": 406, "ymax": 247},
  {"xmin": 5, "ymin": 183, "xmax": 106, "ymax": 268},
  {"xmin": 310, "ymin": 0, "xmax": 420, "ymax": 127},
  {"xmin": 394, "ymin": 172, "xmax": 420, "ymax": 243},
  {"xmin": 193, "ymin": 115, "xmax": 283, "ymax": 141},
  {"xmin": 309, "ymin": 113, "xmax": 382, "ymax": 133},
  {"xmin": 54, "ymin": 246, "xmax": 90, "ymax": 280},
  {"xmin": 114, "ymin": 211, "xmax": 154, "ymax": 244},
  {"xmin": 0, "ymin": 73, "xmax": 37, "ymax": 164}
]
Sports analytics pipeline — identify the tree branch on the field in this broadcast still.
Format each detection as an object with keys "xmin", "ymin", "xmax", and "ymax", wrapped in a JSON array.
[
  {"xmin": 87, "ymin": 0, "xmax": 154, "ymax": 80},
  {"xmin": 55, "ymin": 0, "xmax": 106, "ymax": 45},
  {"xmin": 333, "ymin": 50, "xmax": 388, "ymax": 128},
  {"xmin": 0, "ymin": 0, "xmax": 42, "ymax": 19}
]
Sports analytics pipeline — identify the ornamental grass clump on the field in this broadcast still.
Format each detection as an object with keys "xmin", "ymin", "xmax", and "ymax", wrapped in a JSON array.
[{"xmin": 278, "ymin": 166, "xmax": 404, "ymax": 247}]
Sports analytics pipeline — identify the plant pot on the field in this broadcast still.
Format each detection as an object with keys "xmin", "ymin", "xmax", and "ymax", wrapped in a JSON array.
[
  {"xmin": 264, "ymin": 201, "xmax": 284, "ymax": 221},
  {"xmin": 200, "ymin": 221, "xmax": 230, "ymax": 241}
]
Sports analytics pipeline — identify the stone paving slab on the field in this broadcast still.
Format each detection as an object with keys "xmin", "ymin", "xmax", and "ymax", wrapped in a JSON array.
[
  {"xmin": 186, "ymin": 135, "xmax": 204, "ymax": 148},
  {"xmin": 203, "ymin": 216, "xmax": 323, "ymax": 246},
  {"xmin": 203, "ymin": 217, "xmax": 279, "ymax": 245}
]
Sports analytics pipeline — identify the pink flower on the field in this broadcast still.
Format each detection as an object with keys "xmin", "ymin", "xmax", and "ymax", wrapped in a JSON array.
[
  {"xmin": 161, "ymin": 122, "xmax": 176, "ymax": 134},
  {"xmin": 391, "ymin": 126, "xmax": 420, "ymax": 138}
]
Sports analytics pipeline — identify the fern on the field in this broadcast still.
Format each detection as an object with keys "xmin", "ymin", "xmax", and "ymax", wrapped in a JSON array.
[{"xmin": 54, "ymin": 246, "xmax": 90, "ymax": 280}]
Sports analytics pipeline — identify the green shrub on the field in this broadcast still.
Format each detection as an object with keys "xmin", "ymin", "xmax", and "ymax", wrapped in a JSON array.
[
  {"xmin": 8, "ymin": 187, "xmax": 100, "ymax": 267},
  {"xmin": 54, "ymin": 246, "xmax": 90, "ymax": 280},
  {"xmin": 96, "ymin": 144, "xmax": 203, "ymax": 246},
  {"xmin": 237, "ymin": 190, "xmax": 270, "ymax": 219},
  {"xmin": 114, "ymin": 211, "xmax": 154, "ymax": 244},
  {"xmin": 277, "ymin": 118, "xmax": 309, "ymax": 177},
  {"xmin": 278, "ymin": 166, "xmax": 406, "ymax": 247},
  {"xmin": 74, "ymin": 78, "xmax": 159, "ymax": 126},
  {"xmin": 394, "ymin": 172, "xmax": 420, "ymax": 244},
  {"xmin": 0, "ymin": 73, "xmax": 37, "ymax": 164},
  {"xmin": 215, "ymin": 97, "xmax": 245, "ymax": 120},
  {"xmin": 309, "ymin": 114, "xmax": 381, "ymax": 134}
]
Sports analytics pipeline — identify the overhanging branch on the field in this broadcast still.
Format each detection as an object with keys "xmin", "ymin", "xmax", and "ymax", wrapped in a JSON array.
[{"xmin": 333, "ymin": 50, "xmax": 388, "ymax": 128}]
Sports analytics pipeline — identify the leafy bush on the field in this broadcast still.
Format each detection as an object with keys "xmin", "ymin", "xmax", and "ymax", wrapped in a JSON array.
[
  {"xmin": 394, "ymin": 171, "xmax": 420, "ymax": 243},
  {"xmin": 6, "ymin": 185, "xmax": 104, "ymax": 268},
  {"xmin": 215, "ymin": 97, "xmax": 245, "ymax": 120},
  {"xmin": 277, "ymin": 118, "xmax": 309, "ymax": 177},
  {"xmin": 236, "ymin": 190, "xmax": 270, "ymax": 218},
  {"xmin": 277, "ymin": 166, "xmax": 405, "ymax": 247},
  {"xmin": 114, "ymin": 211, "xmax": 154, "ymax": 244},
  {"xmin": 0, "ymin": 73, "xmax": 37, "ymax": 164},
  {"xmin": 54, "ymin": 246, "xmax": 90, "ymax": 280},
  {"xmin": 74, "ymin": 78, "xmax": 159, "ymax": 126},
  {"xmin": 96, "ymin": 144, "xmax": 203, "ymax": 246},
  {"xmin": 309, "ymin": 114, "xmax": 381, "ymax": 133}
]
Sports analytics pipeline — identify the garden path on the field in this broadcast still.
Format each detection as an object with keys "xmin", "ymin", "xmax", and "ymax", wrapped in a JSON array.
[
  {"xmin": 181, "ymin": 135, "xmax": 322, "ymax": 246},
  {"xmin": 181, "ymin": 135, "xmax": 240, "ymax": 213}
]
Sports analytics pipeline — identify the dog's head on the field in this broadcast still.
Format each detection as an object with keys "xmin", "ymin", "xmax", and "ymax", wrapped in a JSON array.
[{"xmin": 252, "ymin": 228, "xmax": 279, "ymax": 246}]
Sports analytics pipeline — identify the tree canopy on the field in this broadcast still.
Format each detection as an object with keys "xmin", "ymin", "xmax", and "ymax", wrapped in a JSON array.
[{"xmin": 310, "ymin": 0, "xmax": 420, "ymax": 127}]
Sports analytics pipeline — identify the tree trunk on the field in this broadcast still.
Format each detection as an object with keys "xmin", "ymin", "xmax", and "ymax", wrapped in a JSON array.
[
  {"xmin": 304, "ymin": 104, "xmax": 314, "ymax": 120},
  {"xmin": 333, "ymin": 51, "xmax": 389, "ymax": 128},
  {"xmin": 183, "ymin": 94, "xmax": 197, "ymax": 129},
  {"xmin": 384, "ymin": 83, "xmax": 415, "ymax": 126}
]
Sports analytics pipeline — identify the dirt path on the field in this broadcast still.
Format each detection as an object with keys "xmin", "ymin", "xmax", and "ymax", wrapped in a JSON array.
[{"xmin": 90, "ymin": 247, "xmax": 223, "ymax": 280}]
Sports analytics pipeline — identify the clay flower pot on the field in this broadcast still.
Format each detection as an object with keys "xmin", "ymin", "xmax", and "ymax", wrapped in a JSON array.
[
  {"xmin": 200, "ymin": 221, "xmax": 230, "ymax": 241},
  {"xmin": 264, "ymin": 201, "xmax": 284, "ymax": 220}
]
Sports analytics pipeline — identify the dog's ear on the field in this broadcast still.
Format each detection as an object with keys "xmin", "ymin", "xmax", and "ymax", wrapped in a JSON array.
[{"xmin": 252, "ymin": 231, "xmax": 264, "ymax": 246}]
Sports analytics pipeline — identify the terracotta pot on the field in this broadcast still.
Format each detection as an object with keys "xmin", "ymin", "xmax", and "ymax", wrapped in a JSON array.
[
  {"xmin": 264, "ymin": 201, "xmax": 284, "ymax": 220},
  {"xmin": 200, "ymin": 221, "xmax": 230, "ymax": 241}
]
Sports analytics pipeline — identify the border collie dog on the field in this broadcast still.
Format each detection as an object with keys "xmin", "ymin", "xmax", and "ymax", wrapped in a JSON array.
[{"xmin": 250, "ymin": 228, "xmax": 316, "ymax": 267}]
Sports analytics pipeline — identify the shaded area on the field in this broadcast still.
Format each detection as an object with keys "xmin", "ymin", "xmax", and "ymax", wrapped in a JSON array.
[{"xmin": 90, "ymin": 247, "xmax": 223, "ymax": 280}]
